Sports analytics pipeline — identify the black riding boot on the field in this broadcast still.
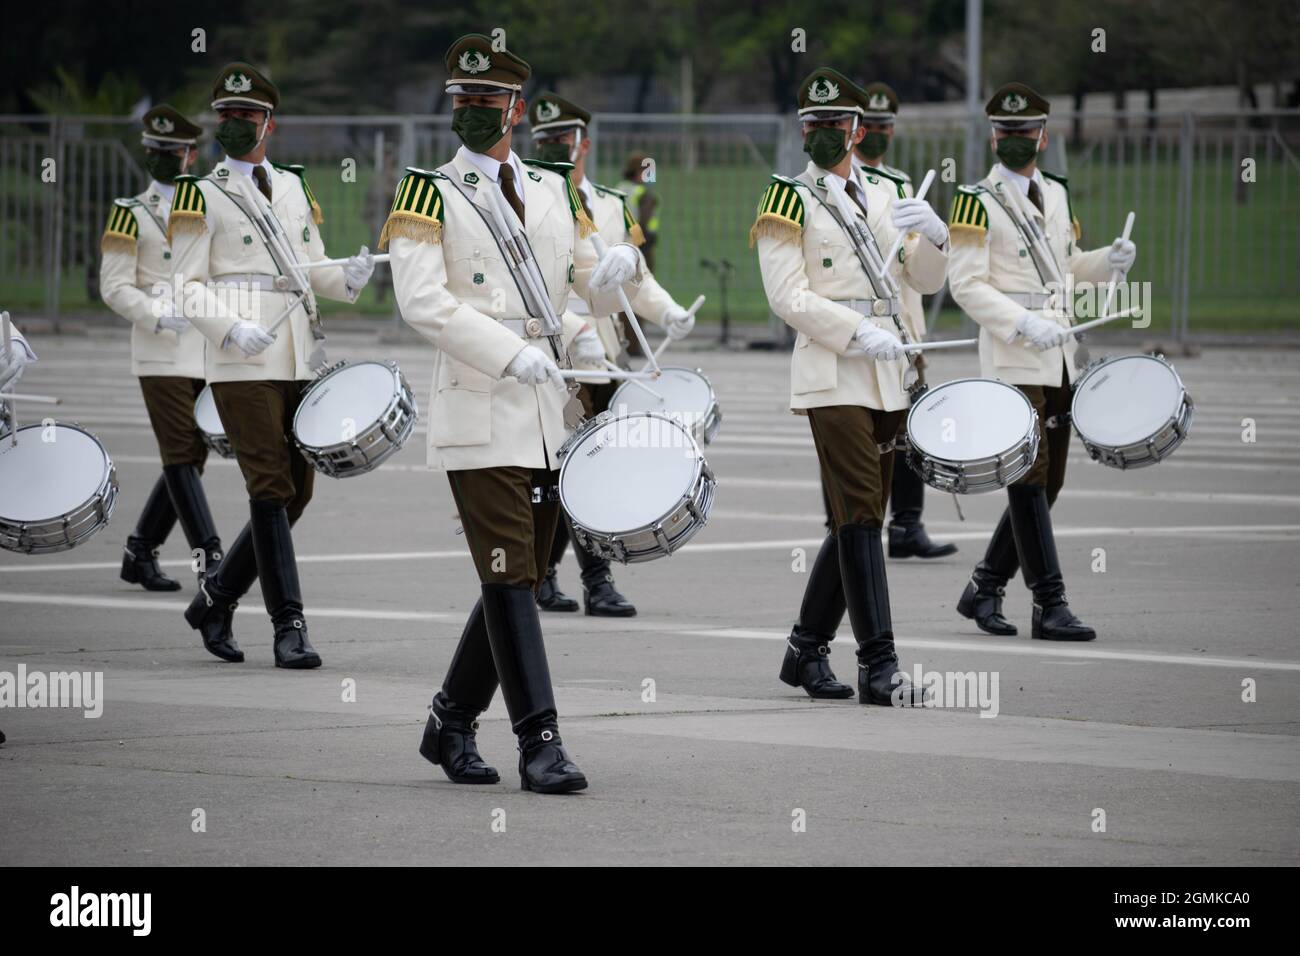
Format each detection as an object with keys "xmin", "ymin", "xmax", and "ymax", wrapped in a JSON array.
[
  {"xmin": 249, "ymin": 499, "xmax": 321, "ymax": 668},
  {"xmin": 120, "ymin": 475, "xmax": 181, "ymax": 591},
  {"xmin": 957, "ymin": 507, "xmax": 1020, "ymax": 636},
  {"xmin": 537, "ymin": 517, "xmax": 579, "ymax": 611},
  {"xmin": 480, "ymin": 583, "xmax": 587, "ymax": 794},
  {"xmin": 574, "ymin": 524, "xmax": 635, "ymax": 617},
  {"xmin": 779, "ymin": 533, "xmax": 853, "ymax": 699},
  {"xmin": 1007, "ymin": 485, "xmax": 1096, "ymax": 641},
  {"xmin": 888, "ymin": 464, "xmax": 957, "ymax": 559},
  {"xmin": 162, "ymin": 463, "xmax": 222, "ymax": 582},
  {"xmin": 420, "ymin": 601, "xmax": 500, "ymax": 783},
  {"xmin": 838, "ymin": 524, "xmax": 930, "ymax": 707},
  {"xmin": 184, "ymin": 522, "xmax": 259, "ymax": 663}
]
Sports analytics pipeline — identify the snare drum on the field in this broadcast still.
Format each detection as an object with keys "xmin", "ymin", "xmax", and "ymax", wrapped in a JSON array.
[
  {"xmin": 193, "ymin": 385, "xmax": 234, "ymax": 459},
  {"xmin": 1071, "ymin": 354, "xmax": 1193, "ymax": 469},
  {"xmin": 0, "ymin": 423, "xmax": 118, "ymax": 554},
  {"xmin": 558, "ymin": 411, "xmax": 715, "ymax": 563},
  {"xmin": 608, "ymin": 366, "xmax": 723, "ymax": 445},
  {"xmin": 906, "ymin": 378, "xmax": 1040, "ymax": 494},
  {"xmin": 292, "ymin": 360, "xmax": 418, "ymax": 478}
]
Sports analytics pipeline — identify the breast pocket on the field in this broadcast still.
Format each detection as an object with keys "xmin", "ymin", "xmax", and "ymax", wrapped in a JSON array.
[
  {"xmin": 813, "ymin": 236, "xmax": 851, "ymax": 280},
  {"xmin": 431, "ymin": 356, "xmax": 493, "ymax": 447},
  {"xmin": 446, "ymin": 238, "xmax": 505, "ymax": 305}
]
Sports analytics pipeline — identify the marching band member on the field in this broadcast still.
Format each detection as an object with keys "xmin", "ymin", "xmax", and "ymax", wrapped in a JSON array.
[
  {"xmin": 99, "ymin": 106, "xmax": 223, "ymax": 593},
  {"xmin": 949, "ymin": 82, "xmax": 1136, "ymax": 642},
  {"xmin": 854, "ymin": 82, "xmax": 957, "ymax": 560},
  {"xmin": 170, "ymin": 63, "xmax": 374, "ymax": 667},
  {"xmin": 383, "ymin": 36, "xmax": 641, "ymax": 793},
  {"xmin": 752, "ymin": 68, "xmax": 947, "ymax": 705},
  {"xmin": 527, "ymin": 91, "xmax": 696, "ymax": 618}
]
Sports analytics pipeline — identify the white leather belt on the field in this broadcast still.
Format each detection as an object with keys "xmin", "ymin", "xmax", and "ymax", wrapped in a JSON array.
[
  {"xmin": 1002, "ymin": 291, "xmax": 1053, "ymax": 309},
  {"xmin": 566, "ymin": 294, "xmax": 591, "ymax": 316},
  {"xmin": 211, "ymin": 273, "xmax": 297, "ymax": 292},
  {"xmin": 834, "ymin": 297, "xmax": 901, "ymax": 318},
  {"xmin": 500, "ymin": 318, "xmax": 548, "ymax": 339}
]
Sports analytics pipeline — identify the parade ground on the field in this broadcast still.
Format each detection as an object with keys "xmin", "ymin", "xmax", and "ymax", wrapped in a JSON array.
[{"xmin": 1, "ymin": 327, "xmax": 1297, "ymax": 866}]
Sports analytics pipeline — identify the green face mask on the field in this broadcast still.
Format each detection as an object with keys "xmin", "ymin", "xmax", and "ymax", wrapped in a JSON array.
[
  {"xmin": 144, "ymin": 150, "xmax": 185, "ymax": 183},
  {"xmin": 803, "ymin": 127, "xmax": 850, "ymax": 169},
  {"xmin": 216, "ymin": 117, "xmax": 262, "ymax": 157},
  {"xmin": 535, "ymin": 141, "xmax": 572, "ymax": 164},
  {"xmin": 452, "ymin": 105, "xmax": 507, "ymax": 153},
  {"xmin": 858, "ymin": 131, "xmax": 889, "ymax": 160},
  {"xmin": 995, "ymin": 134, "xmax": 1040, "ymax": 170}
]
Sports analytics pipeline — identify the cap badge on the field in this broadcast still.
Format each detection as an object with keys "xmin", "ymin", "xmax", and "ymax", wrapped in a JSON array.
[
  {"xmin": 1002, "ymin": 93, "xmax": 1028, "ymax": 113},
  {"xmin": 151, "ymin": 116, "xmax": 175, "ymax": 134},
  {"xmin": 536, "ymin": 100, "xmax": 561, "ymax": 122},
  {"xmin": 224, "ymin": 72, "xmax": 253, "ymax": 94},
  {"xmin": 868, "ymin": 93, "xmax": 890, "ymax": 111},
  {"xmin": 458, "ymin": 50, "xmax": 491, "ymax": 74},
  {"xmin": 808, "ymin": 78, "xmax": 840, "ymax": 104}
]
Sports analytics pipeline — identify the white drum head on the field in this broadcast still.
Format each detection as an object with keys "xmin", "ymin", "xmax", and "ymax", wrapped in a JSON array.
[
  {"xmin": 611, "ymin": 367, "xmax": 713, "ymax": 420},
  {"xmin": 1073, "ymin": 355, "xmax": 1182, "ymax": 446},
  {"xmin": 0, "ymin": 425, "xmax": 111, "ymax": 521},
  {"xmin": 295, "ymin": 362, "xmax": 395, "ymax": 448},
  {"xmin": 561, "ymin": 414, "xmax": 700, "ymax": 533},
  {"xmin": 909, "ymin": 379, "xmax": 1034, "ymax": 460},
  {"xmin": 194, "ymin": 386, "xmax": 225, "ymax": 438}
]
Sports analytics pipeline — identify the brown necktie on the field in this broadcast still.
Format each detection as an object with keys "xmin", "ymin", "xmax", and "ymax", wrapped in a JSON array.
[
  {"xmin": 846, "ymin": 181, "xmax": 869, "ymax": 220},
  {"xmin": 1028, "ymin": 180, "xmax": 1044, "ymax": 215},
  {"xmin": 253, "ymin": 165, "xmax": 272, "ymax": 203},
  {"xmin": 499, "ymin": 164, "xmax": 524, "ymax": 226}
]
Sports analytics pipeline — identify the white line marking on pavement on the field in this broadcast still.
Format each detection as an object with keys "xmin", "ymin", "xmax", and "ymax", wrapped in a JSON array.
[{"xmin": 0, "ymin": 592, "xmax": 453, "ymax": 621}]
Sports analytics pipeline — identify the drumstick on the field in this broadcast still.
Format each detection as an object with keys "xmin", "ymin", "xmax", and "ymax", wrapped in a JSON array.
[
  {"xmin": 0, "ymin": 392, "xmax": 60, "ymax": 404},
  {"xmin": 558, "ymin": 368, "xmax": 659, "ymax": 383},
  {"xmin": 603, "ymin": 360, "xmax": 664, "ymax": 401},
  {"xmin": 881, "ymin": 168, "xmax": 937, "ymax": 269},
  {"xmin": 647, "ymin": 294, "xmax": 705, "ymax": 366},
  {"xmin": 901, "ymin": 338, "xmax": 978, "ymax": 353},
  {"xmin": 1099, "ymin": 211, "xmax": 1136, "ymax": 321},
  {"xmin": 1068, "ymin": 306, "xmax": 1141, "ymax": 336},
  {"xmin": 299, "ymin": 254, "xmax": 391, "ymax": 269},
  {"xmin": 590, "ymin": 234, "xmax": 660, "ymax": 375},
  {"xmin": 2, "ymin": 312, "xmax": 16, "ymax": 447}
]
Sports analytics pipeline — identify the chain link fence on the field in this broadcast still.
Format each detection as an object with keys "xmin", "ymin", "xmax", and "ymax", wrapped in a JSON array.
[{"xmin": 2, "ymin": 109, "xmax": 1296, "ymax": 337}]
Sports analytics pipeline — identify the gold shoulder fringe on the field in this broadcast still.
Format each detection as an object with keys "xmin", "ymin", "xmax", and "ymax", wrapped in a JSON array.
[
  {"xmin": 748, "ymin": 215, "xmax": 802, "ymax": 248},
  {"xmin": 167, "ymin": 213, "xmax": 207, "ymax": 244},
  {"xmin": 948, "ymin": 223, "xmax": 987, "ymax": 243},
  {"xmin": 1072, "ymin": 217, "xmax": 1081, "ymax": 241},
  {"xmin": 310, "ymin": 199, "xmax": 324, "ymax": 226},
  {"xmin": 628, "ymin": 221, "xmax": 646, "ymax": 247},
  {"xmin": 379, "ymin": 212, "xmax": 442, "ymax": 250},
  {"xmin": 575, "ymin": 208, "xmax": 598, "ymax": 239},
  {"xmin": 100, "ymin": 233, "xmax": 137, "ymax": 255}
]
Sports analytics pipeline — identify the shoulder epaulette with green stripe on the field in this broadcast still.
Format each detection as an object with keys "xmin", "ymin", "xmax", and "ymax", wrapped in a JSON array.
[
  {"xmin": 379, "ymin": 168, "xmax": 446, "ymax": 249},
  {"xmin": 272, "ymin": 162, "xmax": 324, "ymax": 225},
  {"xmin": 592, "ymin": 181, "xmax": 644, "ymax": 246},
  {"xmin": 101, "ymin": 198, "xmax": 140, "ymax": 254},
  {"xmin": 168, "ymin": 176, "xmax": 207, "ymax": 242},
  {"xmin": 1040, "ymin": 170, "xmax": 1081, "ymax": 240},
  {"xmin": 869, "ymin": 164, "xmax": 910, "ymax": 198},
  {"xmin": 949, "ymin": 186, "xmax": 989, "ymax": 241},
  {"xmin": 749, "ymin": 176, "xmax": 806, "ymax": 247}
]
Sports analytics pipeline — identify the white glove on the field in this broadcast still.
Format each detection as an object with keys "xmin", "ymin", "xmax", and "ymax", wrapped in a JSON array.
[
  {"xmin": 590, "ymin": 242, "xmax": 639, "ymax": 292},
  {"xmin": 0, "ymin": 345, "xmax": 29, "ymax": 391},
  {"xmin": 849, "ymin": 319, "xmax": 905, "ymax": 361},
  {"xmin": 1015, "ymin": 312, "xmax": 1069, "ymax": 351},
  {"xmin": 891, "ymin": 197, "xmax": 948, "ymax": 247},
  {"xmin": 572, "ymin": 327, "xmax": 606, "ymax": 366},
  {"xmin": 1107, "ymin": 237, "xmax": 1136, "ymax": 274},
  {"xmin": 343, "ymin": 245, "xmax": 375, "ymax": 291},
  {"xmin": 225, "ymin": 320, "xmax": 276, "ymax": 358},
  {"xmin": 154, "ymin": 298, "xmax": 190, "ymax": 334},
  {"xmin": 664, "ymin": 304, "xmax": 695, "ymax": 341},
  {"xmin": 506, "ymin": 345, "xmax": 565, "ymax": 388}
]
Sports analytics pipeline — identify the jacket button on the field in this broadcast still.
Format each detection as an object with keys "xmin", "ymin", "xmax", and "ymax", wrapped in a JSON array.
[{"xmin": 450, "ymin": 378, "xmax": 459, "ymax": 387}]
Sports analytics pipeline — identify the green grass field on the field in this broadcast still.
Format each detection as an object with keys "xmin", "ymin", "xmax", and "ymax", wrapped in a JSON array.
[{"xmin": 4, "ymin": 152, "xmax": 1296, "ymax": 332}]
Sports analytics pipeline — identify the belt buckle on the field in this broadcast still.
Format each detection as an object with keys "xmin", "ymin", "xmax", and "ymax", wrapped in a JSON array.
[
  {"xmin": 871, "ymin": 299, "xmax": 889, "ymax": 317},
  {"xmin": 525, "ymin": 318, "xmax": 542, "ymax": 338},
  {"xmin": 273, "ymin": 275, "xmax": 292, "ymax": 292}
]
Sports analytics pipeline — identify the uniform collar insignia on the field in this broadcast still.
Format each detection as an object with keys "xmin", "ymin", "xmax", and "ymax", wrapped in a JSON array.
[
  {"xmin": 149, "ymin": 193, "xmax": 159, "ymax": 203},
  {"xmin": 527, "ymin": 170, "xmax": 541, "ymax": 181},
  {"xmin": 815, "ymin": 176, "xmax": 825, "ymax": 187},
  {"xmin": 464, "ymin": 171, "xmax": 480, "ymax": 184},
  {"xmin": 216, "ymin": 168, "xmax": 230, "ymax": 177}
]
